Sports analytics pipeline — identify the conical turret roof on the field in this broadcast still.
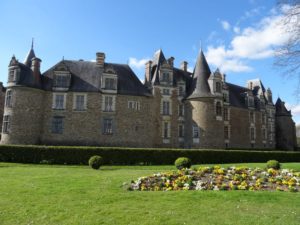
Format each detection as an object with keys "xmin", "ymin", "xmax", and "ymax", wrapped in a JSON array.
[
  {"xmin": 24, "ymin": 40, "xmax": 36, "ymax": 67},
  {"xmin": 188, "ymin": 50, "xmax": 212, "ymax": 98}
]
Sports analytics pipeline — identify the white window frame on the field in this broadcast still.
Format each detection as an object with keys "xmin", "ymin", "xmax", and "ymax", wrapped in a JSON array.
[
  {"xmin": 128, "ymin": 100, "xmax": 141, "ymax": 111},
  {"xmin": 5, "ymin": 89, "xmax": 12, "ymax": 108},
  {"xmin": 52, "ymin": 93, "xmax": 67, "ymax": 110},
  {"xmin": 101, "ymin": 73, "xmax": 118, "ymax": 94},
  {"xmin": 102, "ymin": 95, "xmax": 116, "ymax": 112},
  {"xmin": 73, "ymin": 93, "xmax": 87, "ymax": 111},
  {"xmin": 2, "ymin": 115, "xmax": 11, "ymax": 133}
]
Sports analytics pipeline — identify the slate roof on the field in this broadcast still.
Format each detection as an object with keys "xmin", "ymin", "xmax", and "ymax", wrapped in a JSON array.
[
  {"xmin": 275, "ymin": 98, "xmax": 291, "ymax": 116},
  {"xmin": 42, "ymin": 60, "xmax": 151, "ymax": 96},
  {"xmin": 24, "ymin": 48, "xmax": 36, "ymax": 67},
  {"xmin": 187, "ymin": 50, "xmax": 213, "ymax": 99}
]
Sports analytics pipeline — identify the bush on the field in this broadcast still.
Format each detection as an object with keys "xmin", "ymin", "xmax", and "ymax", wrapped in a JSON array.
[
  {"xmin": 0, "ymin": 145, "xmax": 299, "ymax": 165},
  {"xmin": 267, "ymin": 160, "xmax": 281, "ymax": 169},
  {"xmin": 89, "ymin": 155, "xmax": 103, "ymax": 169},
  {"xmin": 175, "ymin": 157, "xmax": 191, "ymax": 169}
]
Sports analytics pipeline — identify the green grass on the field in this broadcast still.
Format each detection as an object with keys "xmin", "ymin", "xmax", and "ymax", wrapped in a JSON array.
[{"xmin": 0, "ymin": 163, "xmax": 300, "ymax": 225}]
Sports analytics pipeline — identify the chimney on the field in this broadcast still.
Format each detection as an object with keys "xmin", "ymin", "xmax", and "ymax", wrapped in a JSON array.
[
  {"xmin": 96, "ymin": 52, "xmax": 105, "ymax": 67},
  {"xmin": 168, "ymin": 57, "xmax": 175, "ymax": 67},
  {"xmin": 222, "ymin": 74, "xmax": 226, "ymax": 82},
  {"xmin": 249, "ymin": 82, "xmax": 253, "ymax": 90},
  {"xmin": 31, "ymin": 57, "xmax": 42, "ymax": 85},
  {"xmin": 180, "ymin": 61, "xmax": 188, "ymax": 72},
  {"xmin": 145, "ymin": 60, "xmax": 152, "ymax": 84}
]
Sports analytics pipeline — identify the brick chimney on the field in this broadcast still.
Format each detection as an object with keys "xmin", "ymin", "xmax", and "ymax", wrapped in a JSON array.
[
  {"xmin": 145, "ymin": 60, "xmax": 152, "ymax": 84},
  {"xmin": 96, "ymin": 52, "xmax": 105, "ymax": 67},
  {"xmin": 180, "ymin": 61, "xmax": 188, "ymax": 72},
  {"xmin": 31, "ymin": 57, "xmax": 42, "ymax": 84}
]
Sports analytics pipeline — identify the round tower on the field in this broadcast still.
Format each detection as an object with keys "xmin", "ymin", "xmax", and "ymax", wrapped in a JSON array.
[
  {"xmin": 1, "ymin": 44, "xmax": 44, "ymax": 145},
  {"xmin": 186, "ymin": 50, "xmax": 224, "ymax": 148}
]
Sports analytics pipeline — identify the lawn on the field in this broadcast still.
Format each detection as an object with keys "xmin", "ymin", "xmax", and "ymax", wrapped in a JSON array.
[{"xmin": 0, "ymin": 162, "xmax": 299, "ymax": 225}]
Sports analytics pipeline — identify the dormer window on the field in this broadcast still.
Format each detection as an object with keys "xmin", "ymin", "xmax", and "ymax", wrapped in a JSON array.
[
  {"xmin": 162, "ymin": 73, "xmax": 170, "ymax": 82},
  {"xmin": 104, "ymin": 78, "xmax": 116, "ymax": 90},
  {"xmin": 248, "ymin": 97, "xmax": 254, "ymax": 107},
  {"xmin": 101, "ymin": 70, "xmax": 118, "ymax": 94},
  {"xmin": 8, "ymin": 69, "xmax": 15, "ymax": 82},
  {"xmin": 53, "ymin": 73, "xmax": 71, "ymax": 91}
]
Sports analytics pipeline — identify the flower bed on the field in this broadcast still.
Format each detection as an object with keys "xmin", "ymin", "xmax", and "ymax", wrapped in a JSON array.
[{"xmin": 129, "ymin": 166, "xmax": 300, "ymax": 192}]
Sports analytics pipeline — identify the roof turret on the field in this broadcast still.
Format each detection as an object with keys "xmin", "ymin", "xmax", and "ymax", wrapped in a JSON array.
[
  {"xmin": 188, "ymin": 50, "xmax": 212, "ymax": 98},
  {"xmin": 24, "ymin": 39, "xmax": 36, "ymax": 67}
]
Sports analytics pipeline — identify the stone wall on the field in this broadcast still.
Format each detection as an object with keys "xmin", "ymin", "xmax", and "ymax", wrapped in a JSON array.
[
  {"xmin": 276, "ymin": 115, "xmax": 297, "ymax": 150},
  {"xmin": 1, "ymin": 87, "xmax": 44, "ymax": 144},
  {"xmin": 40, "ymin": 92, "xmax": 156, "ymax": 147}
]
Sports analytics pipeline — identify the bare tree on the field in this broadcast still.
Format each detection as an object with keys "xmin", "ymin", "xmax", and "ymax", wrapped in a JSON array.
[
  {"xmin": 275, "ymin": 0, "xmax": 300, "ymax": 98},
  {"xmin": 275, "ymin": 1, "xmax": 300, "ymax": 73}
]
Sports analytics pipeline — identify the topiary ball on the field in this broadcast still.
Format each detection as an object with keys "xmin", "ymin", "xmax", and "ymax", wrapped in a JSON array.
[
  {"xmin": 89, "ymin": 155, "xmax": 104, "ymax": 170},
  {"xmin": 266, "ymin": 160, "xmax": 281, "ymax": 170},
  {"xmin": 174, "ymin": 157, "xmax": 192, "ymax": 170}
]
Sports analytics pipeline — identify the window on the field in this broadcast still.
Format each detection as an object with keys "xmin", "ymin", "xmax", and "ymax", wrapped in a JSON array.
[
  {"xmin": 104, "ymin": 78, "xmax": 116, "ymax": 90},
  {"xmin": 163, "ymin": 122, "xmax": 169, "ymax": 138},
  {"xmin": 250, "ymin": 127, "xmax": 255, "ymax": 141},
  {"xmin": 5, "ymin": 90, "xmax": 12, "ymax": 108},
  {"xmin": 74, "ymin": 94, "xmax": 86, "ymax": 111},
  {"xmin": 250, "ymin": 111, "xmax": 254, "ymax": 123},
  {"xmin": 178, "ymin": 86, "xmax": 184, "ymax": 96},
  {"xmin": 262, "ymin": 128, "xmax": 266, "ymax": 140},
  {"xmin": 162, "ymin": 73, "xmax": 170, "ymax": 82},
  {"xmin": 224, "ymin": 126, "xmax": 229, "ymax": 139},
  {"xmin": 103, "ymin": 118, "xmax": 113, "ymax": 134},
  {"xmin": 178, "ymin": 124, "xmax": 184, "ymax": 137},
  {"xmin": 8, "ymin": 70, "xmax": 15, "ymax": 82},
  {"xmin": 223, "ymin": 93, "xmax": 228, "ymax": 102},
  {"xmin": 128, "ymin": 101, "xmax": 140, "ymax": 110},
  {"xmin": 216, "ymin": 82, "xmax": 221, "ymax": 93},
  {"xmin": 104, "ymin": 96, "xmax": 113, "ymax": 112},
  {"xmin": 248, "ymin": 98, "xmax": 254, "ymax": 107},
  {"xmin": 53, "ymin": 94, "xmax": 65, "ymax": 110},
  {"xmin": 51, "ymin": 117, "xmax": 64, "ymax": 134},
  {"xmin": 178, "ymin": 104, "xmax": 184, "ymax": 117},
  {"xmin": 2, "ymin": 115, "xmax": 11, "ymax": 133},
  {"xmin": 223, "ymin": 108, "xmax": 228, "ymax": 121},
  {"xmin": 163, "ymin": 89, "xmax": 170, "ymax": 95},
  {"xmin": 54, "ymin": 74, "xmax": 69, "ymax": 87},
  {"xmin": 216, "ymin": 102, "xmax": 222, "ymax": 116},
  {"xmin": 163, "ymin": 101, "xmax": 170, "ymax": 115},
  {"xmin": 193, "ymin": 125, "xmax": 199, "ymax": 138}
]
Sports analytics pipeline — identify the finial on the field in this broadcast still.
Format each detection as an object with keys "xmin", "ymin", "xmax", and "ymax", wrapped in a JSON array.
[
  {"xmin": 62, "ymin": 56, "xmax": 64, "ymax": 61},
  {"xmin": 31, "ymin": 38, "xmax": 34, "ymax": 49},
  {"xmin": 200, "ymin": 39, "xmax": 202, "ymax": 51}
]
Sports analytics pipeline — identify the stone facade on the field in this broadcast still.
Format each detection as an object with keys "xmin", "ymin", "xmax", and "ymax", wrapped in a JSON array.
[{"xmin": 0, "ymin": 46, "xmax": 296, "ymax": 150}]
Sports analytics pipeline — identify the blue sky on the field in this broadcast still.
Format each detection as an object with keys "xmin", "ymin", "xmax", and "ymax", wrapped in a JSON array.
[{"xmin": 1, "ymin": 0, "xmax": 299, "ymax": 123}]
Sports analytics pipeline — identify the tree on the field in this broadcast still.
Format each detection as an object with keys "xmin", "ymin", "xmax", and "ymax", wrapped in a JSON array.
[{"xmin": 275, "ymin": 1, "xmax": 300, "ymax": 96}]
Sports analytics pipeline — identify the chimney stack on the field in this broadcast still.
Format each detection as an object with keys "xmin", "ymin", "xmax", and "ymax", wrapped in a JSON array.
[
  {"xmin": 180, "ymin": 61, "xmax": 188, "ymax": 72},
  {"xmin": 96, "ymin": 52, "xmax": 105, "ymax": 67},
  {"xmin": 168, "ymin": 57, "xmax": 174, "ymax": 67},
  {"xmin": 31, "ymin": 57, "xmax": 42, "ymax": 84},
  {"xmin": 145, "ymin": 60, "xmax": 152, "ymax": 84}
]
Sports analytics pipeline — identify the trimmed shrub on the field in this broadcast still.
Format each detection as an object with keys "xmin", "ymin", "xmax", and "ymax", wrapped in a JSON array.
[
  {"xmin": 89, "ymin": 155, "xmax": 103, "ymax": 170},
  {"xmin": 0, "ymin": 145, "xmax": 299, "ymax": 165},
  {"xmin": 267, "ymin": 160, "xmax": 281, "ymax": 169},
  {"xmin": 175, "ymin": 157, "xmax": 191, "ymax": 169}
]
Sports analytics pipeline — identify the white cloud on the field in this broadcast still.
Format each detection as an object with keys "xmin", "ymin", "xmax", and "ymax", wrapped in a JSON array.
[
  {"xmin": 128, "ymin": 57, "xmax": 150, "ymax": 69},
  {"xmin": 206, "ymin": 7, "xmax": 291, "ymax": 73},
  {"xmin": 233, "ymin": 26, "xmax": 240, "ymax": 34},
  {"xmin": 221, "ymin": 20, "xmax": 231, "ymax": 31},
  {"xmin": 286, "ymin": 103, "xmax": 300, "ymax": 116}
]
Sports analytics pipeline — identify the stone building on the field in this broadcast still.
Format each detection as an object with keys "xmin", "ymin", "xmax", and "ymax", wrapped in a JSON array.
[{"xmin": 0, "ymin": 45, "xmax": 297, "ymax": 150}]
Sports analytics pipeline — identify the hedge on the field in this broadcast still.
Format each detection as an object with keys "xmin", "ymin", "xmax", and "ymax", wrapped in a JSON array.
[{"xmin": 0, "ymin": 145, "xmax": 299, "ymax": 165}]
